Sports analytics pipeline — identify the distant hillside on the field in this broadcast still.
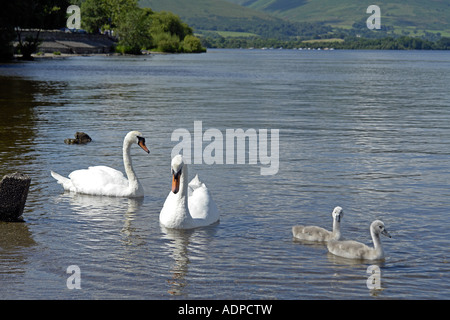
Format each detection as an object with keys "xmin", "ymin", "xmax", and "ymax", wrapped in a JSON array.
[
  {"xmin": 226, "ymin": 0, "xmax": 450, "ymax": 35},
  {"xmin": 138, "ymin": 0, "xmax": 332, "ymax": 38},
  {"xmin": 139, "ymin": 0, "xmax": 450, "ymax": 39},
  {"xmin": 138, "ymin": 0, "xmax": 279, "ymax": 30}
]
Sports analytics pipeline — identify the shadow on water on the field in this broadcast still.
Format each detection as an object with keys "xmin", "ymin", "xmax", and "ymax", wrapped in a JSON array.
[
  {"xmin": 0, "ymin": 221, "xmax": 36, "ymax": 249},
  {"xmin": 0, "ymin": 76, "xmax": 44, "ymax": 278},
  {"xmin": 0, "ymin": 77, "xmax": 37, "ymax": 174},
  {"xmin": 0, "ymin": 221, "xmax": 36, "ymax": 278},
  {"xmin": 0, "ymin": 76, "xmax": 63, "ymax": 177}
]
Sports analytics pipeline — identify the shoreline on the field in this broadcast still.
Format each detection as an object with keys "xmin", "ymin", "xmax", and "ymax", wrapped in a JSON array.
[
  {"xmin": 13, "ymin": 30, "xmax": 205, "ymax": 59},
  {"xmin": 13, "ymin": 50, "xmax": 174, "ymax": 60},
  {"xmin": 15, "ymin": 29, "xmax": 117, "ymax": 55},
  {"xmin": 11, "ymin": 46, "xmax": 448, "ymax": 61}
]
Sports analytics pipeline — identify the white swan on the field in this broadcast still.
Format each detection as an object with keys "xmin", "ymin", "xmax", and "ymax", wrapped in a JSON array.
[
  {"xmin": 160, "ymin": 155, "xmax": 219, "ymax": 229},
  {"xmin": 51, "ymin": 131, "xmax": 149, "ymax": 198},
  {"xmin": 292, "ymin": 206, "xmax": 344, "ymax": 242},
  {"xmin": 327, "ymin": 220, "xmax": 391, "ymax": 260}
]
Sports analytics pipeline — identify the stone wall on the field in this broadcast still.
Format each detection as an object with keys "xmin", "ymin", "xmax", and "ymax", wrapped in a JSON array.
[{"xmin": 16, "ymin": 30, "xmax": 117, "ymax": 54}]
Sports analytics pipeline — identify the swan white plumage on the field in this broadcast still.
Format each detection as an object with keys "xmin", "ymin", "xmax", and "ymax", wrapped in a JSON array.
[
  {"xmin": 159, "ymin": 155, "xmax": 219, "ymax": 229},
  {"xmin": 50, "ymin": 131, "xmax": 149, "ymax": 198},
  {"xmin": 292, "ymin": 206, "xmax": 344, "ymax": 242},
  {"xmin": 327, "ymin": 220, "xmax": 391, "ymax": 260}
]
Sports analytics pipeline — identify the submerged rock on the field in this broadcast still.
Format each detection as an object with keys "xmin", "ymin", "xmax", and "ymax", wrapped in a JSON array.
[
  {"xmin": 64, "ymin": 132, "xmax": 92, "ymax": 144},
  {"xmin": 0, "ymin": 173, "xmax": 31, "ymax": 222}
]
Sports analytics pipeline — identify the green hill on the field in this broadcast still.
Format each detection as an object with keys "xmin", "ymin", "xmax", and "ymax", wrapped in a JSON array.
[
  {"xmin": 139, "ymin": 0, "xmax": 450, "ymax": 38},
  {"xmin": 139, "ymin": 0, "xmax": 334, "ymax": 39},
  {"xmin": 227, "ymin": 0, "xmax": 450, "ymax": 35},
  {"xmin": 138, "ymin": 0, "xmax": 280, "ymax": 32},
  {"xmin": 140, "ymin": 0, "xmax": 273, "ymax": 21}
]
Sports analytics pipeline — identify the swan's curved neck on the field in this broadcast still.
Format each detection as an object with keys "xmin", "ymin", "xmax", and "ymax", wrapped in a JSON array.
[
  {"xmin": 168, "ymin": 163, "xmax": 192, "ymax": 228},
  {"xmin": 370, "ymin": 229, "xmax": 383, "ymax": 251},
  {"xmin": 332, "ymin": 218, "xmax": 341, "ymax": 238},
  {"xmin": 123, "ymin": 140, "xmax": 139, "ymax": 191},
  {"xmin": 177, "ymin": 164, "xmax": 189, "ymax": 211}
]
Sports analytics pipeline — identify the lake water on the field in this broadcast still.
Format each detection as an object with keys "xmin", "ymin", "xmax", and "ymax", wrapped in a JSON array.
[{"xmin": 0, "ymin": 49, "xmax": 449, "ymax": 300}]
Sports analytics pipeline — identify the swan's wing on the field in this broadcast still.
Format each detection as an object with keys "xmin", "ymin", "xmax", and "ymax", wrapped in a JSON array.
[
  {"xmin": 88, "ymin": 166, "xmax": 128, "ymax": 184},
  {"xmin": 188, "ymin": 174, "xmax": 202, "ymax": 188},
  {"xmin": 292, "ymin": 225, "xmax": 331, "ymax": 241},
  {"xmin": 68, "ymin": 166, "xmax": 129, "ymax": 195},
  {"xmin": 51, "ymin": 171, "xmax": 74, "ymax": 191},
  {"xmin": 188, "ymin": 174, "xmax": 202, "ymax": 197},
  {"xmin": 327, "ymin": 240, "xmax": 370, "ymax": 259},
  {"xmin": 188, "ymin": 177, "xmax": 219, "ymax": 224}
]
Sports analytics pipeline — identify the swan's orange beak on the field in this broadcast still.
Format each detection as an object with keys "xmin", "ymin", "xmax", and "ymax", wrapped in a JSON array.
[
  {"xmin": 172, "ymin": 170, "xmax": 181, "ymax": 194},
  {"xmin": 138, "ymin": 137, "xmax": 150, "ymax": 154}
]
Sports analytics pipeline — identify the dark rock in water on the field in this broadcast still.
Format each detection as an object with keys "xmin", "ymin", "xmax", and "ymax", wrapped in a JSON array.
[
  {"xmin": 75, "ymin": 132, "xmax": 92, "ymax": 143},
  {"xmin": 64, "ymin": 132, "xmax": 92, "ymax": 144},
  {"xmin": 0, "ymin": 173, "xmax": 31, "ymax": 222}
]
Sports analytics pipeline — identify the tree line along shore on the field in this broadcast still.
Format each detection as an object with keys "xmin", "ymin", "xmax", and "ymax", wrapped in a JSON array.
[{"xmin": 201, "ymin": 35, "xmax": 450, "ymax": 51}]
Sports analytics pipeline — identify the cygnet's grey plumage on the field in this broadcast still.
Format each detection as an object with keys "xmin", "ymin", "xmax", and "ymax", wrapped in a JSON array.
[
  {"xmin": 292, "ymin": 206, "xmax": 344, "ymax": 242},
  {"xmin": 327, "ymin": 220, "xmax": 391, "ymax": 260}
]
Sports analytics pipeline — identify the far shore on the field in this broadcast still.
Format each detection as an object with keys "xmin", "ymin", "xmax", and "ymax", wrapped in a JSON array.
[{"xmin": 12, "ymin": 50, "xmax": 175, "ymax": 60}]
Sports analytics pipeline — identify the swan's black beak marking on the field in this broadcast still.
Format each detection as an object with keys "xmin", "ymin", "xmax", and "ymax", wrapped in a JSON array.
[
  {"xmin": 137, "ymin": 136, "xmax": 150, "ymax": 154},
  {"xmin": 172, "ymin": 169, "xmax": 181, "ymax": 194}
]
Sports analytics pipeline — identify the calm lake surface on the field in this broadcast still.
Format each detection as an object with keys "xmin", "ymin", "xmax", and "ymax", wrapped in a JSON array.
[{"xmin": 0, "ymin": 49, "xmax": 449, "ymax": 299}]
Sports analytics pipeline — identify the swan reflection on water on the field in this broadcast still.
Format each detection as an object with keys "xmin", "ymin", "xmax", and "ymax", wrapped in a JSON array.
[
  {"xmin": 53, "ymin": 192, "xmax": 144, "ymax": 246},
  {"xmin": 160, "ymin": 224, "xmax": 219, "ymax": 296}
]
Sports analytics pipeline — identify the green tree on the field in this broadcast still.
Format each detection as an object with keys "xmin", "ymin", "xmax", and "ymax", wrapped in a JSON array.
[
  {"xmin": 80, "ymin": 0, "xmax": 110, "ymax": 33},
  {"xmin": 150, "ymin": 11, "xmax": 193, "ymax": 42},
  {"xmin": 182, "ymin": 35, "xmax": 206, "ymax": 53},
  {"xmin": 0, "ymin": 0, "xmax": 70, "ymax": 60},
  {"xmin": 0, "ymin": 2, "xmax": 17, "ymax": 60},
  {"xmin": 152, "ymin": 32, "xmax": 180, "ymax": 53},
  {"xmin": 436, "ymin": 37, "xmax": 450, "ymax": 49},
  {"xmin": 116, "ymin": 8, "xmax": 153, "ymax": 54},
  {"xmin": 80, "ymin": 0, "xmax": 205, "ymax": 54},
  {"xmin": 81, "ymin": 0, "xmax": 138, "ymax": 33}
]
